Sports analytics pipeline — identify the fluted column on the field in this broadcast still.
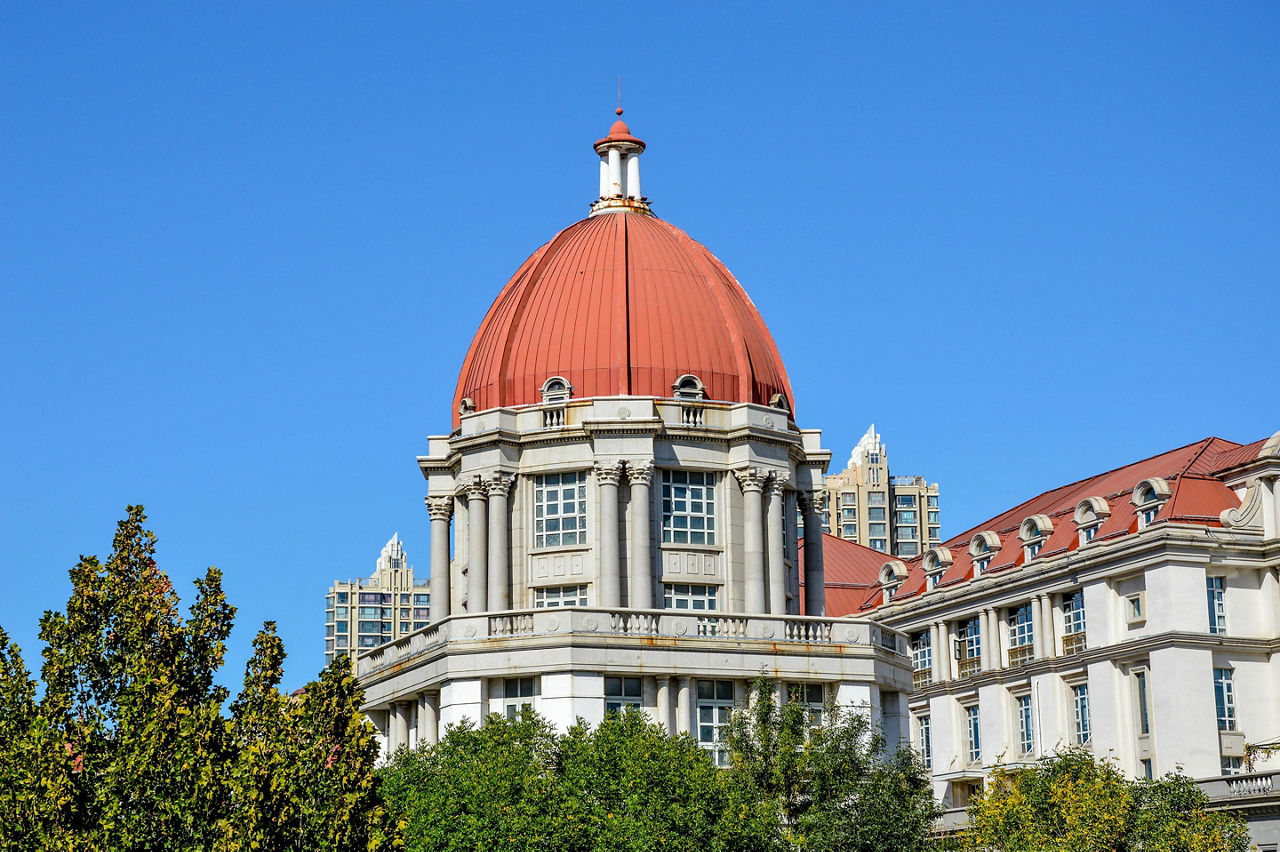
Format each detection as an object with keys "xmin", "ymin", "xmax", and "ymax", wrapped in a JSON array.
[
  {"xmin": 799, "ymin": 491, "xmax": 827, "ymax": 616},
  {"xmin": 466, "ymin": 478, "xmax": 488, "ymax": 613},
  {"xmin": 426, "ymin": 496, "xmax": 453, "ymax": 623},
  {"xmin": 627, "ymin": 461, "xmax": 654, "ymax": 609},
  {"xmin": 736, "ymin": 467, "xmax": 768, "ymax": 613},
  {"xmin": 766, "ymin": 474, "xmax": 788, "ymax": 615},
  {"xmin": 676, "ymin": 677, "xmax": 692, "ymax": 735},
  {"xmin": 656, "ymin": 676, "xmax": 672, "ymax": 734},
  {"xmin": 596, "ymin": 462, "xmax": 624, "ymax": 608},
  {"xmin": 487, "ymin": 473, "xmax": 514, "ymax": 611}
]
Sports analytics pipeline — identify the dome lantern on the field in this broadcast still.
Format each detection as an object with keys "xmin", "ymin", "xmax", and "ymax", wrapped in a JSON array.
[{"xmin": 591, "ymin": 108, "xmax": 649, "ymax": 216}]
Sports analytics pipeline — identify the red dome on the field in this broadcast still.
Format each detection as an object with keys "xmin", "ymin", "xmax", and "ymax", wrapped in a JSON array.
[{"xmin": 453, "ymin": 211, "xmax": 795, "ymax": 426}]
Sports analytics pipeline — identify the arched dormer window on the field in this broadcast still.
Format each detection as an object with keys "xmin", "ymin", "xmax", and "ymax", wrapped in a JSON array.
[
  {"xmin": 1132, "ymin": 477, "xmax": 1171, "ymax": 529},
  {"xmin": 673, "ymin": 374, "xmax": 705, "ymax": 401},
  {"xmin": 1073, "ymin": 497, "xmax": 1111, "ymax": 546},
  {"xmin": 769, "ymin": 392, "xmax": 790, "ymax": 413},
  {"xmin": 1019, "ymin": 515, "xmax": 1053, "ymax": 561},
  {"xmin": 922, "ymin": 546, "xmax": 953, "ymax": 590},
  {"xmin": 540, "ymin": 376, "xmax": 573, "ymax": 403},
  {"xmin": 458, "ymin": 396, "xmax": 476, "ymax": 416},
  {"xmin": 969, "ymin": 531, "xmax": 999, "ymax": 576},
  {"xmin": 879, "ymin": 560, "xmax": 908, "ymax": 603}
]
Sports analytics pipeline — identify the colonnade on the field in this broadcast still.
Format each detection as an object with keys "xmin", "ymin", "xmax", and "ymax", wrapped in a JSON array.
[
  {"xmin": 424, "ymin": 461, "xmax": 827, "ymax": 618},
  {"xmin": 926, "ymin": 593, "xmax": 1062, "ymax": 684}
]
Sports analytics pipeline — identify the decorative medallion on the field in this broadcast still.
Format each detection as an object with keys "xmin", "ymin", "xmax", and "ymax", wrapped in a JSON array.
[
  {"xmin": 583, "ymin": 615, "xmax": 599, "ymax": 631},
  {"xmin": 618, "ymin": 406, "xmax": 631, "ymax": 419}
]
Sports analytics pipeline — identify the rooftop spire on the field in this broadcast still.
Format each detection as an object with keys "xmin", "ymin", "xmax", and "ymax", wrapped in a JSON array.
[{"xmin": 590, "ymin": 104, "xmax": 650, "ymax": 216}]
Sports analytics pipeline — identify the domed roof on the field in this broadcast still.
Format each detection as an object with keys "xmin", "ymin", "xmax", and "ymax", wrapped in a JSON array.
[{"xmin": 453, "ymin": 210, "xmax": 794, "ymax": 426}]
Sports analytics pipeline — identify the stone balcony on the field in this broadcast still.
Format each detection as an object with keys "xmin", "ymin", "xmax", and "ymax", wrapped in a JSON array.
[{"xmin": 356, "ymin": 607, "xmax": 910, "ymax": 707}]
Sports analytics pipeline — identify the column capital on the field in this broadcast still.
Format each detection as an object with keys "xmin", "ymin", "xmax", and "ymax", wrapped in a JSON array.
[
  {"xmin": 486, "ymin": 472, "xmax": 514, "ymax": 498},
  {"xmin": 465, "ymin": 475, "xmax": 489, "ymax": 501},
  {"xmin": 767, "ymin": 472, "xmax": 790, "ymax": 496},
  {"xmin": 625, "ymin": 460, "xmax": 654, "ymax": 486},
  {"xmin": 594, "ymin": 460, "xmax": 625, "ymax": 486},
  {"xmin": 734, "ymin": 466, "xmax": 768, "ymax": 493},
  {"xmin": 426, "ymin": 495, "xmax": 455, "ymax": 520},
  {"xmin": 798, "ymin": 489, "xmax": 827, "ymax": 513}
]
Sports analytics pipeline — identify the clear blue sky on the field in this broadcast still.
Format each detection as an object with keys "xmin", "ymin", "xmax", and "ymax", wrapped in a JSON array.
[{"xmin": 3, "ymin": 3, "xmax": 1277, "ymax": 692}]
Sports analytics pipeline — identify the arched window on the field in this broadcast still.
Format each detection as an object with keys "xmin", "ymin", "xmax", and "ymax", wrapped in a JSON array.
[
  {"xmin": 1132, "ymin": 478, "xmax": 1170, "ymax": 529},
  {"xmin": 879, "ymin": 560, "xmax": 908, "ymax": 603},
  {"xmin": 673, "ymin": 374, "xmax": 706, "ymax": 401},
  {"xmin": 540, "ymin": 376, "xmax": 573, "ymax": 403},
  {"xmin": 769, "ymin": 392, "xmax": 790, "ymax": 413},
  {"xmin": 1019, "ymin": 515, "xmax": 1053, "ymax": 561},
  {"xmin": 1074, "ymin": 497, "xmax": 1110, "ymax": 546},
  {"xmin": 969, "ymin": 532, "xmax": 999, "ymax": 576},
  {"xmin": 923, "ymin": 547, "xmax": 953, "ymax": 590}
]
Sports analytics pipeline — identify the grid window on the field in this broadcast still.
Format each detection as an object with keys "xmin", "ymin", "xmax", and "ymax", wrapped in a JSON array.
[
  {"xmin": 413, "ymin": 593, "xmax": 429, "ymax": 606},
  {"xmin": 1222, "ymin": 756, "xmax": 1244, "ymax": 776},
  {"xmin": 1135, "ymin": 671, "xmax": 1152, "ymax": 735},
  {"xmin": 359, "ymin": 592, "xmax": 380, "ymax": 604},
  {"xmin": 504, "ymin": 677, "xmax": 536, "ymax": 720},
  {"xmin": 534, "ymin": 584, "xmax": 589, "ymax": 608},
  {"xmin": 1214, "ymin": 668, "xmax": 1237, "ymax": 731},
  {"xmin": 1026, "ymin": 541, "xmax": 1042, "ymax": 558},
  {"xmin": 413, "ymin": 607, "xmax": 429, "ymax": 620},
  {"xmin": 956, "ymin": 617, "xmax": 982, "ymax": 674},
  {"xmin": 1072, "ymin": 684, "xmax": 1091, "ymax": 744},
  {"xmin": 1016, "ymin": 695, "xmax": 1034, "ymax": 755},
  {"xmin": 534, "ymin": 472, "xmax": 588, "ymax": 548},
  {"xmin": 787, "ymin": 683, "xmax": 826, "ymax": 728},
  {"xmin": 1063, "ymin": 591, "xmax": 1086, "ymax": 635},
  {"xmin": 895, "ymin": 495, "xmax": 917, "ymax": 508},
  {"xmin": 696, "ymin": 680, "xmax": 735, "ymax": 767},
  {"xmin": 358, "ymin": 606, "xmax": 381, "ymax": 619},
  {"xmin": 604, "ymin": 676, "xmax": 642, "ymax": 714},
  {"xmin": 868, "ymin": 492, "xmax": 886, "ymax": 506},
  {"xmin": 358, "ymin": 635, "xmax": 380, "ymax": 648},
  {"xmin": 965, "ymin": 705, "xmax": 981, "ymax": 764},
  {"xmin": 869, "ymin": 523, "xmax": 887, "ymax": 536},
  {"xmin": 1081, "ymin": 524, "xmax": 1101, "ymax": 544},
  {"xmin": 928, "ymin": 510, "xmax": 940, "ymax": 523},
  {"xmin": 841, "ymin": 507, "xmax": 856, "ymax": 520},
  {"xmin": 911, "ymin": 631, "xmax": 932, "ymax": 674},
  {"xmin": 868, "ymin": 507, "xmax": 886, "ymax": 521},
  {"xmin": 335, "ymin": 606, "xmax": 348, "ymax": 618},
  {"xmin": 842, "ymin": 524, "xmax": 855, "ymax": 537},
  {"xmin": 357, "ymin": 620, "xmax": 381, "ymax": 633},
  {"xmin": 918, "ymin": 715, "xmax": 932, "ymax": 770},
  {"xmin": 841, "ymin": 491, "xmax": 856, "ymax": 505},
  {"xmin": 896, "ymin": 525, "xmax": 918, "ymax": 541},
  {"xmin": 897, "ymin": 542, "xmax": 919, "ymax": 557},
  {"xmin": 1207, "ymin": 577, "xmax": 1226, "ymax": 635},
  {"xmin": 974, "ymin": 557, "xmax": 991, "ymax": 575},
  {"xmin": 663, "ymin": 583, "xmax": 718, "ymax": 611},
  {"xmin": 897, "ymin": 510, "xmax": 917, "ymax": 524},
  {"xmin": 1008, "ymin": 603, "xmax": 1035, "ymax": 661},
  {"xmin": 661, "ymin": 470, "xmax": 717, "ymax": 545}
]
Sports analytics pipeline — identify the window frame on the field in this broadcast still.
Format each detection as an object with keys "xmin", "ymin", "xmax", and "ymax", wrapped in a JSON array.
[
  {"xmin": 660, "ymin": 469, "xmax": 718, "ymax": 547},
  {"xmin": 1206, "ymin": 576, "xmax": 1226, "ymax": 635},
  {"xmin": 696, "ymin": 680, "xmax": 735, "ymax": 767},
  {"xmin": 533, "ymin": 471, "xmax": 589, "ymax": 549}
]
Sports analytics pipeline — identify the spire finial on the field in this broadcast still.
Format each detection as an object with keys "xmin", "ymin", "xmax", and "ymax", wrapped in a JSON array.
[{"xmin": 617, "ymin": 75, "xmax": 623, "ymax": 116}]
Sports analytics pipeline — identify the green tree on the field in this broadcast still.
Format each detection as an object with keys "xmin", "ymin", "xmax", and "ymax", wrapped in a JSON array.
[
  {"xmin": 0, "ymin": 505, "xmax": 399, "ymax": 851},
  {"xmin": 965, "ymin": 749, "xmax": 1250, "ymax": 852},
  {"xmin": 725, "ymin": 677, "xmax": 940, "ymax": 852}
]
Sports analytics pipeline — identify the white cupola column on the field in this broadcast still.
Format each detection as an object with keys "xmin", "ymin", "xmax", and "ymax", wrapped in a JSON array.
[
  {"xmin": 466, "ymin": 479, "xmax": 488, "ymax": 613},
  {"xmin": 486, "ymin": 474, "xmax": 513, "ymax": 611},
  {"xmin": 627, "ymin": 461, "xmax": 654, "ymax": 609},
  {"xmin": 625, "ymin": 153, "xmax": 641, "ymax": 199},
  {"xmin": 766, "ymin": 474, "xmax": 788, "ymax": 615},
  {"xmin": 736, "ymin": 468, "xmax": 768, "ymax": 614},
  {"xmin": 596, "ymin": 462, "xmax": 625, "ymax": 608},
  {"xmin": 800, "ymin": 491, "xmax": 826, "ymax": 616},
  {"xmin": 598, "ymin": 158, "xmax": 610, "ymax": 198},
  {"xmin": 426, "ymin": 496, "xmax": 453, "ymax": 623},
  {"xmin": 607, "ymin": 148, "xmax": 623, "ymax": 198}
]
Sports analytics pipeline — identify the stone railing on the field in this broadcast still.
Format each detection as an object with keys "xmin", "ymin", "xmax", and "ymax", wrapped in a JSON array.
[
  {"xmin": 357, "ymin": 607, "xmax": 903, "ymax": 678},
  {"xmin": 1198, "ymin": 769, "xmax": 1279, "ymax": 800}
]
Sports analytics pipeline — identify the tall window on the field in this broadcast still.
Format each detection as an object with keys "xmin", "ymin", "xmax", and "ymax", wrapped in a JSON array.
[
  {"xmin": 1072, "ymin": 684, "xmax": 1092, "ymax": 745},
  {"xmin": 965, "ymin": 705, "xmax": 981, "ymax": 764},
  {"xmin": 534, "ymin": 585, "xmax": 589, "ymax": 608},
  {"xmin": 663, "ymin": 583, "xmax": 718, "ymax": 611},
  {"xmin": 956, "ymin": 617, "xmax": 982, "ymax": 676},
  {"xmin": 1214, "ymin": 668, "xmax": 1237, "ymax": 731},
  {"xmin": 1134, "ymin": 670, "xmax": 1152, "ymax": 736},
  {"xmin": 697, "ymin": 680, "xmax": 735, "ymax": 767},
  {"xmin": 534, "ymin": 472, "xmax": 587, "ymax": 548},
  {"xmin": 1016, "ymin": 694, "xmax": 1034, "ymax": 755},
  {"xmin": 1008, "ymin": 604, "xmax": 1035, "ymax": 665},
  {"xmin": 604, "ymin": 676, "xmax": 642, "ymax": 714},
  {"xmin": 788, "ymin": 682, "xmax": 826, "ymax": 729},
  {"xmin": 911, "ymin": 631, "xmax": 932, "ymax": 688},
  {"xmin": 918, "ymin": 715, "xmax": 933, "ymax": 770},
  {"xmin": 661, "ymin": 470, "xmax": 717, "ymax": 545},
  {"xmin": 1206, "ymin": 577, "xmax": 1226, "ymax": 635},
  {"xmin": 503, "ymin": 677, "xmax": 535, "ymax": 720}
]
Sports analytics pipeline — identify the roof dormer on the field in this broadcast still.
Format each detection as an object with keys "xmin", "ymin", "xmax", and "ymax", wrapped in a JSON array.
[
  {"xmin": 969, "ymin": 531, "xmax": 1000, "ymax": 576},
  {"xmin": 1132, "ymin": 477, "xmax": 1171, "ymax": 529},
  {"xmin": 1073, "ymin": 496, "xmax": 1111, "ymax": 546},
  {"xmin": 1019, "ymin": 514, "xmax": 1053, "ymax": 561}
]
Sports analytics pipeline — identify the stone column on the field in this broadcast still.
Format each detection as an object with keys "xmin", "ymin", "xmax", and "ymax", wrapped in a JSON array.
[
  {"xmin": 1042, "ymin": 594, "xmax": 1057, "ymax": 658},
  {"xmin": 985, "ymin": 608, "xmax": 1000, "ymax": 670},
  {"xmin": 426, "ymin": 496, "xmax": 453, "ymax": 623},
  {"xmin": 676, "ymin": 676, "xmax": 692, "ymax": 735},
  {"xmin": 487, "ymin": 473, "xmax": 513, "ymax": 611},
  {"xmin": 799, "ymin": 491, "xmax": 827, "ymax": 616},
  {"xmin": 656, "ymin": 676, "xmax": 672, "ymax": 734},
  {"xmin": 628, "ymin": 461, "xmax": 654, "ymax": 609},
  {"xmin": 418, "ymin": 692, "xmax": 439, "ymax": 747},
  {"xmin": 466, "ymin": 478, "xmax": 488, "ymax": 613},
  {"xmin": 736, "ymin": 467, "xmax": 768, "ymax": 613},
  {"xmin": 389, "ymin": 703, "xmax": 406, "ymax": 753},
  {"xmin": 596, "ymin": 462, "xmax": 624, "ymax": 608},
  {"xmin": 766, "ymin": 473, "xmax": 788, "ymax": 615},
  {"xmin": 930, "ymin": 622, "xmax": 943, "ymax": 682},
  {"xmin": 938, "ymin": 621, "xmax": 952, "ymax": 681}
]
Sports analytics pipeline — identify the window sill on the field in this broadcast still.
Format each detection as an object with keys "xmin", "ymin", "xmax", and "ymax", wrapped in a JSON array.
[
  {"xmin": 530, "ymin": 543, "xmax": 591, "ymax": 556},
  {"xmin": 658, "ymin": 542, "xmax": 723, "ymax": 554}
]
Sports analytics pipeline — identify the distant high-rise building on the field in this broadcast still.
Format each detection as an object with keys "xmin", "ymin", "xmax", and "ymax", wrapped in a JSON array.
[
  {"xmin": 822, "ymin": 425, "xmax": 940, "ymax": 558},
  {"xmin": 325, "ymin": 533, "xmax": 429, "ymax": 665}
]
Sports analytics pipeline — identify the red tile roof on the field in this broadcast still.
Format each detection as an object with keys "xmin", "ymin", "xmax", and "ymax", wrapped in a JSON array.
[
  {"xmin": 453, "ymin": 210, "xmax": 794, "ymax": 427},
  {"xmin": 821, "ymin": 437, "xmax": 1263, "ymax": 616},
  {"xmin": 800, "ymin": 533, "xmax": 885, "ymax": 614}
]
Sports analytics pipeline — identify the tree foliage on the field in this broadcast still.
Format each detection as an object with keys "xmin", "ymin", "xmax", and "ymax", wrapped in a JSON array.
[
  {"xmin": 964, "ymin": 749, "xmax": 1250, "ymax": 852},
  {"xmin": 0, "ymin": 505, "xmax": 399, "ymax": 851},
  {"xmin": 725, "ymin": 677, "xmax": 941, "ymax": 852}
]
